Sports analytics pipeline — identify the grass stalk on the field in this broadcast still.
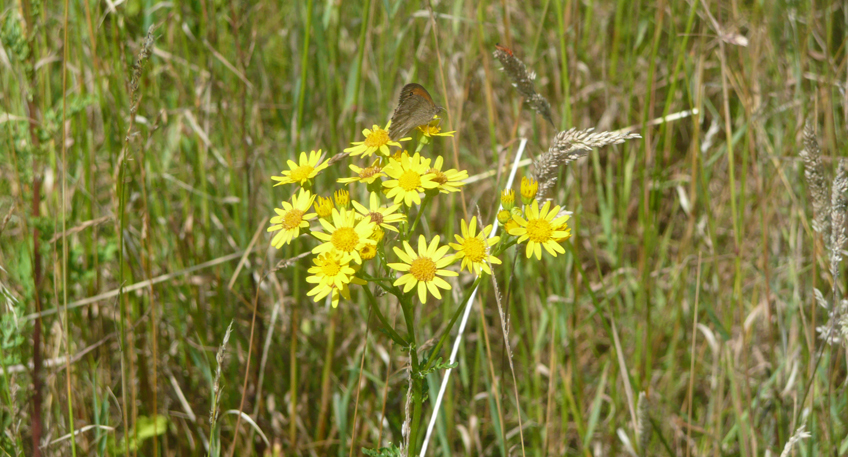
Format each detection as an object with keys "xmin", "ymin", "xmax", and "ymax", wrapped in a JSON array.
[
  {"xmin": 295, "ymin": 0, "xmax": 314, "ymax": 145},
  {"xmin": 60, "ymin": 0, "xmax": 77, "ymax": 452}
]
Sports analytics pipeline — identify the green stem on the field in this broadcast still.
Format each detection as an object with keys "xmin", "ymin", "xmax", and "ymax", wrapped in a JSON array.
[
  {"xmin": 362, "ymin": 286, "xmax": 407, "ymax": 346},
  {"xmin": 414, "ymin": 137, "xmax": 428, "ymax": 153},
  {"xmin": 410, "ymin": 386, "xmax": 423, "ymax": 452},
  {"xmin": 409, "ymin": 193, "xmax": 434, "ymax": 235},
  {"xmin": 398, "ymin": 293, "xmax": 423, "ymax": 452},
  {"xmin": 422, "ymin": 275, "xmax": 484, "ymax": 372},
  {"xmin": 492, "ymin": 236, "xmax": 519, "ymax": 257}
]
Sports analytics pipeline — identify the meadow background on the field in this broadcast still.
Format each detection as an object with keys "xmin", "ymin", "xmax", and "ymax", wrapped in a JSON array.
[{"xmin": 1, "ymin": 0, "xmax": 847, "ymax": 455}]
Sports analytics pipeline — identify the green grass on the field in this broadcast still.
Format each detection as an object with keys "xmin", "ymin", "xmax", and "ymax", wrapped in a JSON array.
[{"xmin": 1, "ymin": 0, "xmax": 847, "ymax": 455}]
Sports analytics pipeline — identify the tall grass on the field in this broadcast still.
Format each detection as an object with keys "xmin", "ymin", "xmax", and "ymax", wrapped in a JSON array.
[{"xmin": 1, "ymin": 1, "xmax": 847, "ymax": 456}]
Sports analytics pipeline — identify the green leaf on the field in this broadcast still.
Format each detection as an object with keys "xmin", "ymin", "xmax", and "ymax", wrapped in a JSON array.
[
  {"xmin": 110, "ymin": 415, "xmax": 168, "ymax": 453},
  {"xmin": 362, "ymin": 442, "xmax": 402, "ymax": 456},
  {"xmin": 704, "ymin": 302, "xmax": 730, "ymax": 341}
]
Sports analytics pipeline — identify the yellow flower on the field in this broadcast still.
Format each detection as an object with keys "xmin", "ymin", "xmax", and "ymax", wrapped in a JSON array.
[
  {"xmin": 312, "ymin": 208, "xmax": 376, "ymax": 264},
  {"xmin": 551, "ymin": 207, "xmax": 574, "ymax": 242},
  {"xmin": 352, "ymin": 192, "xmax": 406, "ymax": 233},
  {"xmin": 427, "ymin": 156, "xmax": 467, "ymax": 194},
  {"xmin": 314, "ymin": 196, "xmax": 334, "ymax": 219},
  {"xmin": 272, "ymin": 150, "xmax": 329, "ymax": 186},
  {"xmin": 344, "ymin": 122, "xmax": 405, "ymax": 158},
  {"xmin": 520, "ymin": 176, "xmax": 539, "ymax": 204},
  {"xmin": 370, "ymin": 225, "xmax": 385, "ymax": 242},
  {"xmin": 388, "ymin": 235, "xmax": 458, "ymax": 304},
  {"xmin": 338, "ymin": 161, "xmax": 386, "ymax": 185},
  {"xmin": 382, "ymin": 152, "xmax": 439, "ymax": 206},
  {"xmin": 334, "ymin": 189, "xmax": 351, "ymax": 209},
  {"xmin": 306, "ymin": 251, "xmax": 365, "ymax": 308},
  {"xmin": 501, "ymin": 189, "xmax": 516, "ymax": 210},
  {"xmin": 508, "ymin": 200, "xmax": 571, "ymax": 260},
  {"xmin": 359, "ymin": 243, "xmax": 377, "ymax": 261},
  {"xmin": 417, "ymin": 116, "xmax": 455, "ymax": 138},
  {"xmin": 504, "ymin": 218, "xmax": 519, "ymax": 234},
  {"xmin": 383, "ymin": 149, "xmax": 409, "ymax": 165},
  {"xmin": 450, "ymin": 217, "xmax": 501, "ymax": 275},
  {"xmin": 268, "ymin": 189, "xmax": 317, "ymax": 248}
]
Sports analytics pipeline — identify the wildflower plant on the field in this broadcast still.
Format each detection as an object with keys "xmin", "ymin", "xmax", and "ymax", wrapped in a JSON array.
[{"xmin": 267, "ymin": 64, "xmax": 638, "ymax": 454}]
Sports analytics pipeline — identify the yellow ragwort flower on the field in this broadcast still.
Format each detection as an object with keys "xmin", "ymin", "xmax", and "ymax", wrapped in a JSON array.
[
  {"xmin": 306, "ymin": 251, "xmax": 365, "ymax": 308},
  {"xmin": 272, "ymin": 150, "xmax": 329, "ymax": 186},
  {"xmin": 508, "ymin": 200, "xmax": 572, "ymax": 260},
  {"xmin": 427, "ymin": 156, "xmax": 467, "ymax": 194},
  {"xmin": 382, "ymin": 152, "xmax": 439, "ymax": 206},
  {"xmin": 370, "ymin": 225, "xmax": 385, "ymax": 242},
  {"xmin": 520, "ymin": 176, "xmax": 539, "ymax": 204},
  {"xmin": 314, "ymin": 196, "xmax": 334, "ymax": 219},
  {"xmin": 359, "ymin": 243, "xmax": 377, "ymax": 261},
  {"xmin": 334, "ymin": 189, "xmax": 351, "ymax": 209},
  {"xmin": 268, "ymin": 189, "xmax": 317, "ymax": 248},
  {"xmin": 416, "ymin": 116, "xmax": 455, "ymax": 138},
  {"xmin": 352, "ymin": 192, "xmax": 406, "ymax": 233},
  {"xmin": 344, "ymin": 122, "xmax": 404, "ymax": 158},
  {"xmin": 383, "ymin": 149, "xmax": 409, "ymax": 165},
  {"xmin": 450, "ymin": 217, "xmax": 501, "ymax": 275},
  {"xmin": 312, "ymin": 208, "xmax": 376, "ymax": 264},
  {"xmin": 338, "ymin": 161, "xmax": 386, "ymax": 185},
  {"xmin": 501, "ymin": 189, "xmax": 516, "ymax": 210},
  {"xmin": 388, "ymin": 235, "xmax": 458, "ymax": 304}
]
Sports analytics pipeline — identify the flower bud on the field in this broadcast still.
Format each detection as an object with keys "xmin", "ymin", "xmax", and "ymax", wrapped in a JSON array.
[
  {"xmin": 501, "ymin": 189, "xmax": 516, "ymax": 210},
  {"xmin": 370, "ymin": 225, "xmax": 385, "ymax": 242},
  {"xmin": 359, "ymin": 243, "xmax": 377, "ymax": 260},
  {"xmin": 334, "ymin": 189, "xmax": 350, "ymax": 209},
  {"xmin": 497, "ymin": 209, "xmax": 511, "ymax": 224},
  {"xmin": 314, "ymin": 196, "xmax": 334, "ymax": 219},
  {"xmin": 520, "ymin": 177, "xmax": 538, "ymax": 204}
]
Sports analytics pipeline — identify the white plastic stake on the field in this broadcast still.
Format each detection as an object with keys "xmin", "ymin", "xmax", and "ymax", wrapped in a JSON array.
[{"xmin": 419, "ymin": 138, "xmax": 527, "ymax": 455}]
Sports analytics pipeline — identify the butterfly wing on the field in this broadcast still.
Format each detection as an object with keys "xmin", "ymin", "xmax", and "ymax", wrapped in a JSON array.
[{"xmin": 388, "ymin": 83, "xmax": 442, "ymax": 140}]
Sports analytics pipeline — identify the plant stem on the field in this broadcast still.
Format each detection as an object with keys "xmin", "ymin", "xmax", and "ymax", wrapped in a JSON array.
[
  {"xmin": 363, "ymin": 286, "xmax": 407, "ymax": 346},
  {"xmin": 422, "ymin": 275, "xmax": 484, "ymax": 372},
  {"xmin": 294, "ymin": 0, "xmax": 314, "ymax": 146},
  {"xmin": 409, "ymin": 193, "xmax": 434, "ymax": 235}
]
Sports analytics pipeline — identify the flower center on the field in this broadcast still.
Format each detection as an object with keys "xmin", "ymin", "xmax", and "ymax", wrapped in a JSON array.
[
  {"xmin": 461, "ymin": 237, "xmax": 487, "ymax": 262},
  {"xmin": 398, "ymin": 170, "xmax": 421, "ymax": 191},
  {"xmin": 364, "ymin": 128, "xmax": 390, "ymax": 148},
  {"xmin": 409, "ymin": 257, "xmax": 437, "ymax": 282},
  {"xmin": 359, "ymin": 166, "xmax": 381, "ymax": 179},
  {"xmin": 281, "ymin": 209, "xmax": 304, "ymax": 230},
  {"xmin": 331, "ymin": 227, "xmax": 359, "ymax": 252},
  {"xmin": 526, "ymin": 219, "xmax": 553, "ymax": 242},
  {"xmin": 428, "ymin": 168, "xmax": 448, "ymax": 185},
  {"xmin": 321, "ymin": 259, "xmax": 342, "ymax": 277},
  {"xmin": 368, "ymin": 211, "xmax": 384, "ymax": 225},
  {"xmin": 289, "ymin": 165, "xmax": 314, "ymax": 182}
]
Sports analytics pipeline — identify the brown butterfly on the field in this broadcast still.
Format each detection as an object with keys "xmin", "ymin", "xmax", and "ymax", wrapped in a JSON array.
[{"xmin": 388, "ymin": 83, "xmax": 443, "ymax": 141}]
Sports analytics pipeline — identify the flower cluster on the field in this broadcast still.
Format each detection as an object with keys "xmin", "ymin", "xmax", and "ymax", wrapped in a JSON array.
[
  {"xmin": 269, "ymin": 113, "xmax": 571, "ymax": 310},
  {"xmin": 499, "ymin": 177, "xmax": 573, "ymax": 260},
  {"xmin": 266, "ymin": 84, "xmax": 584, "ymax": 457}
]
